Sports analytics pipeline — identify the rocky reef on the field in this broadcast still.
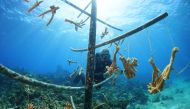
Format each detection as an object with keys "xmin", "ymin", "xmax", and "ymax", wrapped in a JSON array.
[
  {"xmin": 1, "ymin": 66, "xmax": 189, "ymax": 109},
  {"xmin": 0, "ymin": 69, "xmax": 149, "ymax": 109}
]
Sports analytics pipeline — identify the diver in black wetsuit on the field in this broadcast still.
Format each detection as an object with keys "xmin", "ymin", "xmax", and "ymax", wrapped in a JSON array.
[{"xmin": 94, "ymin": 49, "xmax": 112, "ymax": 89}]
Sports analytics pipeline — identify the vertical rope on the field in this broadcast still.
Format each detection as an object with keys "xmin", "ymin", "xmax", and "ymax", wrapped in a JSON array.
[
  {"xmin": 163, "ymin": 19, "xmax": 175, "ymax": 47},
  {"xmin": 146, "ymin": 29, "xmax": 153, "ymax": 57},
  {"xmin": 53, "ymin": 0, "xmax": 57, "ymax": 5},
  {"xmin": 127, "ymin": 39, "xmax": 130, "ymax": 57}
]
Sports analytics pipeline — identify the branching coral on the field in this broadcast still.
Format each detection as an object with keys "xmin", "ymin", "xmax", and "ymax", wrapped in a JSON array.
[
  {"xmin": 38, "ymin": 5, "xmax": 59, "ymax": 26},
  {"xmin": 104, "ymin": 46, "xmax": 120, "ymax": 77},
  {"xmin": 148, "ymin": 47, "xmax": 179, "ymax": 94},
  {"xmin": 119, "ymin": 56, "xmax": 138, "ymax": 79}
]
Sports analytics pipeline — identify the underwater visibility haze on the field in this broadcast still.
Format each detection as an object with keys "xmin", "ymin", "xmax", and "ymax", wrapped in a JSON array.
[{"xmin": 0, "ymin": 0, "xmax": 190, "ymax": 109}]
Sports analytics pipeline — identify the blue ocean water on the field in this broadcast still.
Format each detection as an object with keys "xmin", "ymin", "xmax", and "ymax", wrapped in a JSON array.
[{"xmin": 0, "ymin": 0, "xmax": 190, "ymax": 108}]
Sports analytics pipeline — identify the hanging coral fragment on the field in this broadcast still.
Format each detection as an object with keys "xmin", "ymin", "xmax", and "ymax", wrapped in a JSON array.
[
  {"xmin": 39, "ymin": 5, "xmax": 60, "ymax": 26},
  {"xmin": 148, "ymin": 47, "xmax": 179, "ymax": 94}
]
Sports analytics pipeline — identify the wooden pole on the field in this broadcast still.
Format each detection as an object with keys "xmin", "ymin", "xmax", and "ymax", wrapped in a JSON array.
[
  {"xmin": 84, "ymin": 0, "xmax": 97, "ymax": 108},
  {"xmin": 71, "ymin": 12, "xmax": 168, "ymax": 52}
]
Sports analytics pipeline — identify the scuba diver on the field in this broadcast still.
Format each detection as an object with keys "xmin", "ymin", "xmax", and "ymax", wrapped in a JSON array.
[
  {"xmin": 94, "ymin": 49, "xmax": 112, "ymax": 89},
  {"xmin": 119, "ymin": 56, "xmax": 138, "ymax": 79},
  {"xmin": 39, "ymin": 5, "xmax": 59, "ymax": 26},
  {"xmin": 100, "ymin": 27, "xmax": 109, "ymax": 39},
  {"xmin": 65, "ymin": 19, "xmax": 86, "ymax": 31},
  {"xmin": 28, "ymin": 1, "xmax": 43, "ymax": 13},
  {"xmin": 148, "ymin": 47, "xmax": 179, "ymax": 94}
]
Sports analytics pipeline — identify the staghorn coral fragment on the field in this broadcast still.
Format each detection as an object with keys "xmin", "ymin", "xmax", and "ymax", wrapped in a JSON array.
[
  {"xmin": 104, "ymin": 46, "xmax": 120, "ymax": 77},
  {"xmin": 119, "ymin": 56, "xmax": 138, "ymax": 79},
  {"xmin": 28, "ymin": 103, "xmax": 34, "ymax": 109},
  {"xmin": 64, "ymin": 102, "xmax": 72, "ymax": 109},
  {"xmin": 148, "ymin": 47, "xmax": 179, "ymax": 94},
  {"xmin": 65, "ymin": 19, "xmax": 86, "ymax": 31},
  {"xmin": 28, "ymin": 0, "xmax": 43, "ymax": 13},
  {"xmin": 100, "ymin": 27, "xmax": 109, "ymax": 39},
  {"xmin": 38, "ymin": 5, "xmax": 59, "ymax": 26}
]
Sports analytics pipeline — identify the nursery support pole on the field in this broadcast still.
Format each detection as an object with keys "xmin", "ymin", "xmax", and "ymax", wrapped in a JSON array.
[{"xmin": 84, "ymin": 0, "xmax": 97, "ymax": 109}]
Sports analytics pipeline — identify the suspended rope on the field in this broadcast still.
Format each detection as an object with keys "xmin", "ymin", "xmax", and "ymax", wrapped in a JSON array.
[
  {"xmin": 127, "ymin": 39, "xmax": 130, "ymax": 57},
  {"xmin": 146, "ymin": 29, "xmax": 154, "ymax": 57},
  {"xmin": 176, "ymin": 61, "xmax": 190, "ymax": 76},
  {"xmin": 163, "ymin": 19, "xmax": 175, "ymax": 47},
  {"xmin": 113, "ymin": 42, "xmax": 123, "ymax": 56},
  {"xmin": 122, "ymin": 39, "xmax": 130, "ymax": 57}
]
